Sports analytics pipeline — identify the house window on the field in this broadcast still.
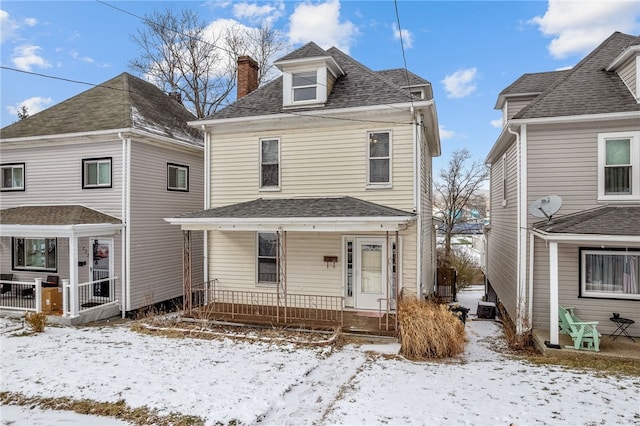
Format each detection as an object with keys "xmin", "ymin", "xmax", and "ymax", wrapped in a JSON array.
[
  {"xmin": 1, "ymin": 163, "xmax": 25, "ymax": 191},
  {"xmin": 257, "ymin": 232, "xmax": 278, "ymax": 284},
  {"xmin": 167, "ymin": 163, "xmax": 189, "ymax": 191},
  {"xmin": 368, "ymin": 131, "xmax": 391, "ymax": 186},
  {"xmin": 13, "ymin": 237, "xmax": 57, "ymax": 272},
  {"xmin": 260, "ymin": 138, "xmax": 279, "ymax": 189},
  {"xmin": 501, "ymin": 154, "xmax": 507, "ymax": 207},
  {"xmin": 581, "ymin": 249, "xmax": 640, "ymax": 300},
  {"xmin": 292, "ymin": 71, "xmax": 317, "ymax": 102},
  {"xmin": 83, "ymin": 157, "xmax": 112, "ymax": 188},
  {"xmin": 598, "ymin": 132, "xmax": 640, "ymax": 200}
]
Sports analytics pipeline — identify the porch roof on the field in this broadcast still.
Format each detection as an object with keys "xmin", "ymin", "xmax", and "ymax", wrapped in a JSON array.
[
  {"xmin": 531, "ymin": 206, "xmax": 640, "ymax": 243},
  {"xmin": 166, "ymin": 196, "xmax": 416, "ymax": 232},
  {"xmin": 0, "ymin": 205, "xmax": 123, "ymax": 238}
]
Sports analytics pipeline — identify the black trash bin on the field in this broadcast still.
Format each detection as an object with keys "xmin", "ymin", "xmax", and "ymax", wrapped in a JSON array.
[{"xmin": 448, "ymin": 304, "xmax": 470, "ymax": 324}]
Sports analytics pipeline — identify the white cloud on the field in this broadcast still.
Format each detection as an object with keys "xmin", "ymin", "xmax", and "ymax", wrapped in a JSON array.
[
  {"xmin": 0, "ymin": 10, "xmax": 19, "ymax": 43},
  {"xmin": 490, "ymin": 118, "xmax": 503, "ymax": 128},
  {"xmin": 439, "ymin": 125, "xmax": 456, "ymax": 140},
  {"xmin": 530, "ymin": 0, "xmax": 640, "ymax": 59},
  {"xmin": 24, "ymin": 17, "xmax": 37, "ymax": 27},
  {"xmin": 6, "ymin": 96, "xmax": 53, "ymax": 119},
  {"xmin": 12, "ymin": 44, "xmax": 51, "ymax": 71},
  {"xmin": 288, "ymin": 0, "xmax": 358, "ymax": 53},
  {"xmin": 232, "ymin": 1, "xmax": 284, "ymax": 25},
  {"xmin": 441, "ymin": 67, "xmax": 478, "ymax": 99},
  {"xmin": 392, "ymin": 23, "xmax": 413, "ymax": 49},
  {"xmin": 69, "ymin": 49, "xmax": 95, "ymax": 64}
]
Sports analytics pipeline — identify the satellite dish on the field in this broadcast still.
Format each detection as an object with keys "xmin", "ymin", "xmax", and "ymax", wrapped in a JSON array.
[{"xmin": 529, "ymin": 195, "xmax": 562, "ymax": 220}]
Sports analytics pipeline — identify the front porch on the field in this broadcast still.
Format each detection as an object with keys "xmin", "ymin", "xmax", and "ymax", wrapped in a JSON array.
[{"xmin": 532, "ymin": 329, "xmax": 639, "ymax": 361}]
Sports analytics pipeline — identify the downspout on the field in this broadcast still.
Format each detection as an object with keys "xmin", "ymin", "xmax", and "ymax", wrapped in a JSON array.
[
  {"xmin": 203, "ymin": 125, "xmax": 210, "ymax": 284},
  {"xmin": 414, "ymin": 111, "xmax": 423, "ymax": 297},
  {"xmin": 118, "ymin": 132, "xmax": 130, "ymax": 317},
  {"xmin": 507, "ymin": 125, "xmax": 527, "ymax": 335}
]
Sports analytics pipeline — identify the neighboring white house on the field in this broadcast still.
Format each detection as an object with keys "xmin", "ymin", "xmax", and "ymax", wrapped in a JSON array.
[
  {"xmin": 0, "ymin": 72, "xmax": 204, "ymax": 324},
  {"xmin": 167, "ymin": 43, "xmax": 441, "ymax": 329},
  {"xmin": 484, "ymin": 32, "xmax": 640, "ymax": 344}
]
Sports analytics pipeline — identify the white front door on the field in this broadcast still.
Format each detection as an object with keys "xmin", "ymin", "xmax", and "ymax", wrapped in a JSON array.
[
  {"xmin": 90, "ymin": 238, "xmax": 113, "ymax": 299},
  {"xmin": 355, "ymin": 238, "xmax": 387, "ymax": 310}
]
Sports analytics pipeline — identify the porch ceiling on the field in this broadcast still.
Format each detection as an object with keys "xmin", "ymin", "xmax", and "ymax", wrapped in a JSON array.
[
  {"xmin": 166, "ymin": 196, "xmax": 416, "ymax": 232},
  {"xmin": 0, "ymin": 205, "xmax": 123, "ymax": 238}
]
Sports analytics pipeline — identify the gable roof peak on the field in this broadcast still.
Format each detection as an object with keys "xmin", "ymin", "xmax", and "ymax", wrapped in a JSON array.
[{"xmin": 275, "ymin": 41, "xmax": 329, "ymax": 63}]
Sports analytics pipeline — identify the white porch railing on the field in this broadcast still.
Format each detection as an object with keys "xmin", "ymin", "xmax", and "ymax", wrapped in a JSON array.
[
  {"xmin": 0, "ymin": 278, "xmax": 43, "ymax": 312},
  {"xmin": 62, "ymin": 277, "xmax": 118, "ymax": 317}
]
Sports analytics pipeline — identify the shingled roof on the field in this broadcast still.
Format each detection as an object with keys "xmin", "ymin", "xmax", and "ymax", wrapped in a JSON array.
[
  {"xmin": 174, "ymin": 197, "xmax": 415, "ymax": 219},
  {"xmin": 0, "ymin": 205, "xmax": 121, "ymax": 226},
  {"xmin": 494, "ymin": 70, "xmax": 569, "ymax": 109},
  {"xmin": 514, "ymin": 32, "xmax": 640, "ymax": 119},
  {"xmin": 533, "ymin": 206, "xmax": 640, "ymax": 236},
  {"xmin": 0, "ymin": 72, "xmax": 202, "ymax": 146},
  {"xmin": 206, "ymin": 43, "xmax": 429, "ymax": 120}
]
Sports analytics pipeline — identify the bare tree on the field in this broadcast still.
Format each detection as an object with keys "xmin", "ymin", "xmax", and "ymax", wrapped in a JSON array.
[
  {"xmin": 17, "ymin": 105, "xmax": 29, "ymax": 120},
  {"xmin": 129, "ymin": 8, "xmax": 287, "ymax": 118},
  {"xmin": 434, "ymin": 149, "xmax": 489, "ymax": 260}
]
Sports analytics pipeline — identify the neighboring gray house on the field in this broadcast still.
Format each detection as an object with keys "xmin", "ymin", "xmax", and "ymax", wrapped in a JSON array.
[
  {"xmin": 0, "ymin": 72, "xmax": 204, "ymax": 324},
  {"xmin": 485, "ymin": 32, "xmax": 640, "ymax": 346}
]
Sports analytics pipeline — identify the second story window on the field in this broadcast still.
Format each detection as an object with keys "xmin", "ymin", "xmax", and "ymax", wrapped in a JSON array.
[
  {"xmin": 167, "ymin": 163, "xmax": 189, "ymax": 191},
  {"xmin": 83, "ymin": 157, "xmax": 112, "ymax": 189},
  {"xmin": 292, "ymin": 71, "xmax": 318, "ymax": 102},
  {"xmin": 368, "ymin": 131, "xmax": 391, "ymax": 187},
  {"xmin": 1, "ymin": 163, "xmax": 25, "ymax": 191},
  {"xmin": 598, "ymin": 132, "xmax": 639, "ymax": 201},
  {"xmin": 260, "ymin": 138, "xmax": 280, "ymax": 189}
]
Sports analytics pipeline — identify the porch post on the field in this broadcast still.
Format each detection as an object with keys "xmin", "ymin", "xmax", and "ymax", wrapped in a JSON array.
[
  {"xmin": 34, "ymin": 278, "xmax": 42, "ymax": 312},
  {"xmin": 68, "ymin": 235, "xmax": 79, "ymax": 317},
  {"xmin": 183, "ymin": 230, "xmax": 192, "ymax": 314},
  {"xmin": 549, "ymin": 241, "xmax": 559, "ymax": 345}
]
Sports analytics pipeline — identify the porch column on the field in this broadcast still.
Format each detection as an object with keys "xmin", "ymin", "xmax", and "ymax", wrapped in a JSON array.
[
  {"xmin": 549, "ymin": 241, "xmax": 559, "ymax": 345},
  {"xmin": 183, "ymin": 230, "xmax": 192, "ymax": 314},
  {"xmin": 34, "ymin": 278, "xmax": 42, "ymax": 312},
  {"xmin": 68, "ymin": 235, "xmax": 79, "ymax": 317}
]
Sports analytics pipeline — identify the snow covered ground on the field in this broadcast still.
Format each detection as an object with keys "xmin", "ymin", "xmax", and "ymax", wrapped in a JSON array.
[{"xmin": 1, "ymin": 287, "xmax": 638, "ymax": 425}]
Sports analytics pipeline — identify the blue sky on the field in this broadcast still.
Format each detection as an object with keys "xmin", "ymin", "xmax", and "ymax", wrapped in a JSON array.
[{"xmin": 1, "ymin": 0, "xmax": 639, "ymax": 175}]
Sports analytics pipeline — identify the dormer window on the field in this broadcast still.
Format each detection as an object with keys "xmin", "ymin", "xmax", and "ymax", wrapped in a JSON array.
[{"xmin": 292, "ymin": 71, "xmax": 318, "ymax": 102}]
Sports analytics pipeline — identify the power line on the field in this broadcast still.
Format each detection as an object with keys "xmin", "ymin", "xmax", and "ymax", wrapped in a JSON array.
[{"xmin": 393, "ymin": 0, "xmax": 415, "ymax": 111}]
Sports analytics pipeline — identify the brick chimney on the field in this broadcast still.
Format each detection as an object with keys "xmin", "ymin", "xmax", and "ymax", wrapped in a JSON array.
[{"xmin": 237, "ymin": 56, "xmax": 259, "ymax": 99}]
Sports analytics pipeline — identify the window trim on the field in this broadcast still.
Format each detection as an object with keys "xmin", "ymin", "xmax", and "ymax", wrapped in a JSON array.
[
  {"xmin": 259, "ymin": 138, "xmax": 280, "ymax": 191},
  {"xmin": 282, "ymin": 66, "xmax": 328, "ymax": 107},
  {"xmin": 292, "ymin": 70, "xmax": 318, "ymax": 102},
  {"xmin": 1, "ymin": 162, "xmax": 25, "ymax": 192},
  {"xmin": 82, "ymin": 157, "xmax": 112, "ymax": 189},
  {"xmin": 12, "ymin": 237, "xmax": 58, "ymax": 272},
  {"xmin": 597, "ymin": 131, "xmax": 640, "ymax": 201},
  {"xmin": 256, "ymin": 231, "xmax": 279, "ymax": 285},
  {"xmin": 579, "ymin": 247, "xmax": 640, "ymax": 301},
  {"xmin": 367, "ymin": 130, "xmax": 392, "ymax": 188},
  {"xmin": 167, "ymin": 163, "xmax": 189, "ymax": 192}
]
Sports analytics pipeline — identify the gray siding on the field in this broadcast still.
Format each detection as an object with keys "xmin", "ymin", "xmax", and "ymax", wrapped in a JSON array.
[
  {"xmin": 506, "ymin": 96, "xmax": 537, "ymax": 120},
  {"xmin": 486, "ymin": 141, "xmax": 519, "ymax": 319},
  {"xmin": 617, "ymin": 56, "xmax": 637, "ymax": 98},
  {"xmin": 128, "ymin": 140, "xmax": 204, "ymax": 310}
]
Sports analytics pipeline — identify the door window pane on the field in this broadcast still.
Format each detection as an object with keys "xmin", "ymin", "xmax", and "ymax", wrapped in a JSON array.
[{"xmin": 361, "ymin": 244, "xmax": 382, "ymax": 293}]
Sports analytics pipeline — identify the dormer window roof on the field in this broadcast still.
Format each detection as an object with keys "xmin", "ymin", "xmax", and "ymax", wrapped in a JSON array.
[{"xmin": 274, "ymin": 43, "xmax": 345, "ymax": 108}]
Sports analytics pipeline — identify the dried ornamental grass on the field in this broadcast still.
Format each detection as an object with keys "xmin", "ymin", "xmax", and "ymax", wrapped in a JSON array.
[
  {"xmin": 25, "ymin": 311, "xmax": 48, "ymax": 333},
  {"xmin": 398, "ymin": 297, "xmax": 466, "ymax": 360}
]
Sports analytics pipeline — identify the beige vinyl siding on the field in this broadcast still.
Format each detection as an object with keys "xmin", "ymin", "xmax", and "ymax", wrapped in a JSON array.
[
  {"xmin": 487, "ymin": 141, "xmax": 519, "ymax": 318},
  {"xmin": 210, "ymin": 124, "xmax": 415, "ymax": 211},
  {"xmin": 207, "ymin": 229, "xmax": 418, "ymax": 300},
  {"xmin": 0, "ymin": 139, "xmax": 123, "ymax": 217},
  {"xmin": 531, "ymin": 241, "xmax": 640, "ymax": 336},
  {"xmin": 128, "ymin": 140, "xmax": 204, "ymax": 310},
  {"xmin": 616, "ymin": 56, "xmax": 637, "ymax": 97}
]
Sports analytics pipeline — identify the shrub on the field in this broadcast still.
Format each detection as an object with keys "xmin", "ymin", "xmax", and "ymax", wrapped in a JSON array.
[
  {"xmin": 437, "ymin": 246, "xmax": 482, "ymax": 290},
  {"xmin": 398, "ymin": 296, "xmax": 466, "ymax": 360},
  {"xmin": 25, "ymin": 311, "xmax": 48, "ymax": 333}
]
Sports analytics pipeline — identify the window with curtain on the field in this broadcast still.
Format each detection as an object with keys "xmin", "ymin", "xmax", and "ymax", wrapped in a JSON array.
[
  {"xmin": 83, "ymin": 157, "xmax": 112, "ymax": 188},
  {"xmin": 13, "ymin": 237, "xmax": 57, "ymax": 271},
  {"xmin": 581, "ymin": 249, "xmax": 640, "ymax": 300},
  {"xmin": 260, "ymin": 139, "xmax": 279, "ymax": 188},
  {"xmin": 368, "ymin": 131, "xmax": 391, "ymax": 186},
  {"xmin": 598, "ymin": 132, "xmax": 639, "ymax": 200},
  {"xmin": 257, "ymin": 232, "xmax": 279, "ymax": 283},
  {"xmin": 167, "ymin": 163, "xmax": 189, "ymax": 191},
  {"xmin": 1, "ymin": 163, "xmax": 25, "ymax": 191}
]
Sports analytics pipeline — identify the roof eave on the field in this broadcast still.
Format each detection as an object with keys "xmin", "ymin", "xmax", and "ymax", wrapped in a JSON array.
[
  {"xmin": 0, "ymin": 223, "xmax": 123, "ymax": 238},
  {"xmin": 606, "ymin": 45, "xmax": 640, "ymax": 71},
  {"xmin": 530, "ymin": 228, "xmax": 640, "ymax": 244}
]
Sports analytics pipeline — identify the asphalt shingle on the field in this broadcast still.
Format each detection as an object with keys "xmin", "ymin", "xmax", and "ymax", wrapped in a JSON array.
[
  {"xmin": 533, "ymin": 206, "xmax": 640, "ymax": 236},
  {"xmin": 0, "ymin": 205, "xmax": 121, "ymax": 225}
]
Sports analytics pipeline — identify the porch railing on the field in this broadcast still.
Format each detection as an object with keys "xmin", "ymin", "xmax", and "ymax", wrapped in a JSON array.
[
  {"xmin": 187, "ymin": 280, "xmax": 344, "ymax": 326},
  {"xmin": 64, "ymin": 277, "xmax": 118, "ymax": 316},
  {"xmin": 0, "ymin": 278, "xmax": 43, "ymax": 312}
]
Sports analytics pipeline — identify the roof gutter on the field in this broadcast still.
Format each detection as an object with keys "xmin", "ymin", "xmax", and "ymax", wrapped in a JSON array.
[{"xmin": 530, "ymin": 228, "xmax": 640, "ymax": 244}]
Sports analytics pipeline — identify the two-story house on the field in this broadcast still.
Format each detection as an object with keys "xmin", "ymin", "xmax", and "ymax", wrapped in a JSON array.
[
  {"xmin": 167, "ymin": 43, "xmax": 441, "ymax": 330},
  {"xmin": 485, "ymin": 32, "xmax": 640, "ymax": 347},
  {"xmin": 0, "ymin": 72, "xmax": 204, "ymax": 324}
]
